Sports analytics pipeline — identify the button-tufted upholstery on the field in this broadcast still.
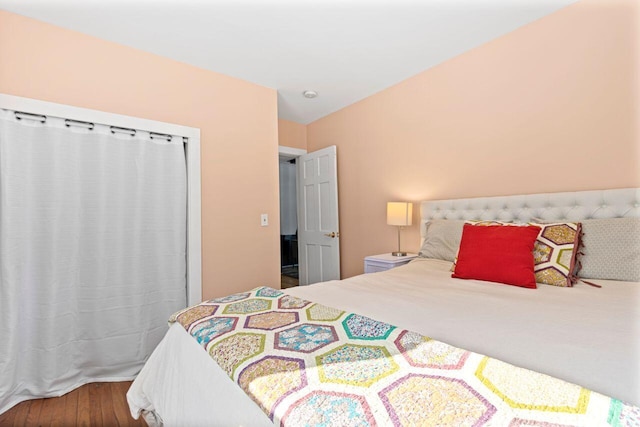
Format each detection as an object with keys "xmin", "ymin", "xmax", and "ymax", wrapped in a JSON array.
[{"xmin": 420, "ymin": 188, "xmax": 640, "ymax": 243}]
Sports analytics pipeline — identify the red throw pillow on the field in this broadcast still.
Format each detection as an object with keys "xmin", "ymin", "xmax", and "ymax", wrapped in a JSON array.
[{"xmin": 452, "ymin": 224, "xmax": 541, "ymax": 288}]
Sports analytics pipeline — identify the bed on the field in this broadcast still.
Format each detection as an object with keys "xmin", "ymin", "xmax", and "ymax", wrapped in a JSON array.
[{"xmin": 127, "ymin": 188, "xmax": 640, "ymax": 426}]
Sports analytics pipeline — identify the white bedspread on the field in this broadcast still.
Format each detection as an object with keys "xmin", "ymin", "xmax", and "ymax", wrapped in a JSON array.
[
  {"xmin": 289, "ymin": 259, "xmax": 640, "ymax": 405},
  {"xmin": 128, "ymin": 258, "xmax": 640, "ymax": 425}
]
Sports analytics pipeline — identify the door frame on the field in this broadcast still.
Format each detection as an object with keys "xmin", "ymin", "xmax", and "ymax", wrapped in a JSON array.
[{"xmin": 279, "ymin": 146, "xmax": 307, "ymax": 161}]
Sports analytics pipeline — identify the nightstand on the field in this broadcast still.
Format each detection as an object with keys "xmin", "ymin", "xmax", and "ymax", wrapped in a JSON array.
[{"xmin": 364, "ymin": 253, "xmax": 418, "ymax": 273}]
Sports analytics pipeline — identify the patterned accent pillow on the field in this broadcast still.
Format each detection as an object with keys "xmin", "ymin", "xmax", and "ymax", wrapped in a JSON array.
[
  {"xmin": 452, "ymin": 221, "xmax": 582, "ymax": 287},
  {"xmin": 529, "ymin": 222, "xmax": 582, "ymax": 287}
]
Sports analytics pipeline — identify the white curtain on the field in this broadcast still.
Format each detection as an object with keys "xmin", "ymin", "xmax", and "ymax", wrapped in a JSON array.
[{"xmin": 0, "ymin": 109, "xmax": 187, "ymax": 413}]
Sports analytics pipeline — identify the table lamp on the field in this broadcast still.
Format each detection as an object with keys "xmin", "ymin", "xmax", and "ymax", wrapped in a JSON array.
[{"xmin": 387, "ymin": 202, "xmax": 413, "ymax": 256}]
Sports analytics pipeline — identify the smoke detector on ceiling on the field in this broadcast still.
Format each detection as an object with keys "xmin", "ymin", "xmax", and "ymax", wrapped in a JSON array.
[{"xmin": 303, "ymin": 90, "xmax": 318, "ymax": 99}]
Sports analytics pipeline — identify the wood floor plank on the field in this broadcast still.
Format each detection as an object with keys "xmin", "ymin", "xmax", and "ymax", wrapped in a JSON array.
[
  {"xmin": 38, "ymin": 396, "xmax": 56, "ymax": 426},
  {"xmin": 111, "ymin": 383, "xmax": 133, "ymax": 426},
  {"xmin": 24, "ymin": 398, "xmax": 43, "ymax": 426},
  {"xmin": 99, "ymin": 383, "xmax": 115, "ymax": 427},
  {"xmin": 1, "ymin": 382, "xmax": 143, "ymax": 427},
  {"xmin": 0, "ymin": 402, "xmax": 17, "ymax": 425},
  {"xmin": 76, "ymin": 383, "xmax": 91, "ymax": 427},
  {"xmin": 59, "ymin": 387, "xmax": 79, "ymax": 426},
  {"xmin": 88, "ymin": 383, "xmax": 104, "ymax": 427},
  {"xmin": 281, "ymin": 274, "xmax": 299, "ymax": 289},
  {"xmin": 50, "ymin": 392, "xmax": 67, "ymax": 427},
  {"xmin": 12, "ymin": 400, "xmax": 31, "ymax": 426}
]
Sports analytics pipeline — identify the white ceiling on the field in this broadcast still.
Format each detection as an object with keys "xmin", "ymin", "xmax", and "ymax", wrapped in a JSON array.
[{"xmin": 0, "ymin": 0, "xmax": 577, "ymax": 124}]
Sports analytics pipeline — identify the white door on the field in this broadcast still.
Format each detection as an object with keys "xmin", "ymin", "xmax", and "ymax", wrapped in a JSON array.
[{"xmin": 297, "ymin": 146, "xmax": 340, "ymax": 285}]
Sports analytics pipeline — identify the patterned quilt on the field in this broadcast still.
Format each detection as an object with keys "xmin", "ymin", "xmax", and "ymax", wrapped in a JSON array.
[{"xmin": 170, "ymin": 287, "xmax": 639, "ymax": 426}]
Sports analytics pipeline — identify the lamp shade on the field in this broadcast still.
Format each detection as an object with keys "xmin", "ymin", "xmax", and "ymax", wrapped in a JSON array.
[{"xmin": 387, "ymin": 202, "xmax": 413, "ymax": 226}]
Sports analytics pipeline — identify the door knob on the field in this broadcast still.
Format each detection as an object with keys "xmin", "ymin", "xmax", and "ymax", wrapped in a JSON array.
[{"xmin": 324, "ymin": 232, "xmax": 339, "ymax": 238}]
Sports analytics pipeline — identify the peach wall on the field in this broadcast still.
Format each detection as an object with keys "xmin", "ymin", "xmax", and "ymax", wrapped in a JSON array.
[
  {"xmin": 278, "ymin": 119, "xmax": 307, "ymax": 150},
  {"xmin": 0, "ymin": 11, "xmax": 280, "ymax": 299},
  {"xmin": 307, "ymin": 0, "xmax": 640, "ymax": 279}
]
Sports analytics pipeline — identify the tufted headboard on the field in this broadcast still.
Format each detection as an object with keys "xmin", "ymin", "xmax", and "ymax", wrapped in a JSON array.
[{"xmin": 420, "ymin": 188, "xmax": 640, "ymax": 243}]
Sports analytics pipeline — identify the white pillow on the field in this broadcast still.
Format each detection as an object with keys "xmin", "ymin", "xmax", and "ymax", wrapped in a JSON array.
[
  {"xmin": 579, "ymin": 218, "xmax": 640, "ymax": 282},
  {"xmin": 419, "ymin": 220, "xmax": 465, "ymax": 262}
]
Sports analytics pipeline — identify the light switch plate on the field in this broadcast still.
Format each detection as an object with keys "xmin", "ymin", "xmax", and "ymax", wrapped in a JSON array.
[{"xmin": 260, "ymin": 213, "xmax": 268, "ymax": 226}]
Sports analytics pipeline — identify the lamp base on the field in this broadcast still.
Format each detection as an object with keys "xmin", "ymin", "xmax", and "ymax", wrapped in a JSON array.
[{"xmin": 391, "ymin": 251, "xmax": 407, "ymax": 257}]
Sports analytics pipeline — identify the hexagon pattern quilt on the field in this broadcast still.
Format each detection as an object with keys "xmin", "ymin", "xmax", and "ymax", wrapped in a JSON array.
[{"xmin": 170, "ymin": 287, "xmax": 639, "ymax": 426}]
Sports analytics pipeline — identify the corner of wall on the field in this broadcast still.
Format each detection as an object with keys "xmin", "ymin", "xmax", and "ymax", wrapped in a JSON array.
[{"xmin": 278, "ymin": 119, "xmax": 308, "ymax": 151}]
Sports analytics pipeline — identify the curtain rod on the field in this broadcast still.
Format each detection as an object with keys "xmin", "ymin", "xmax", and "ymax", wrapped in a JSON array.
[
  {"xmin": 12, "ymin": 111, "xmax": 175, "ymax": 141},
  {"xmin": 110, "ymin": 126, "xmax": 136, "ymax": 136},
  {"xmin": 15, "ymin": 111, "xmax": 45, "ymax": 123},
  {"xmin": 65, "ymin": 118, "xmax": 94, "ymax": 130},
  {"xmin": 150, "ymin": 132, "xmax": 172, "ymax": 141}
]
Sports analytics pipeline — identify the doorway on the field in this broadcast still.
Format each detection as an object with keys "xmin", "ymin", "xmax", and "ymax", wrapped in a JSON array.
[
  {"xmin": 279, "ymin": 155, "xmax": 299, "ymax": 288},
  {"xmin": 278, "ymin": 145, "xmax": 340, "ymax": 288}
]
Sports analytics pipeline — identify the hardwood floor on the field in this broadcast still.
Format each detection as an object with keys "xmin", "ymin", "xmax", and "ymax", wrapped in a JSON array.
[
  {"xmin": 0, "ymin": 382, "xmax": 145, "ymax": 426},
  {"xmin": 281, "ymin": 274, "xmax": 299, "ymax": 289}
]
